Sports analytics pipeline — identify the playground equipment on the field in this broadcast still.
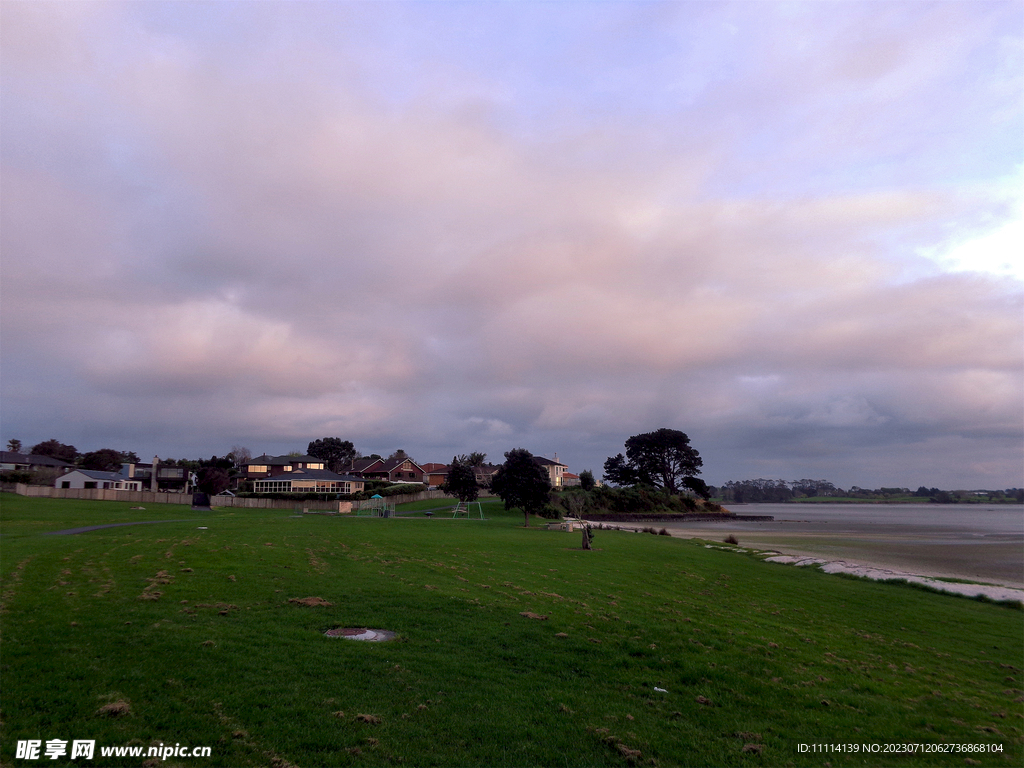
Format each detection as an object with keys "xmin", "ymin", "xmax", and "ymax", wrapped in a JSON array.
[
  {"xmin": 451, "ymin": 501, "xmax": 484, "ymax": 519},
  {"xmin": 356, "ymin": 494, "xmax": 396, "ymax": 518}
]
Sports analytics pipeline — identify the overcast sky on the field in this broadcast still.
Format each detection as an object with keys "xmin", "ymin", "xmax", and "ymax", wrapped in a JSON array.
[{"xmin": 2, "ymin": 1, "xmax": 1021, "ymax": 489}]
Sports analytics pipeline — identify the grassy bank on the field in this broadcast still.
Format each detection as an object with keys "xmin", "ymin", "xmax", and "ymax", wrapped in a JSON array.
[{"xmin": 1, "ymin": 493, "xmax": 1021, "ymax": 766}]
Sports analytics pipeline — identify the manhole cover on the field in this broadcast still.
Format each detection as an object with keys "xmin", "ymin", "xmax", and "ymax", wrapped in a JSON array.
[{"xmin": 324, "ymin": 627, "xmax": 397, "ymax": 642}]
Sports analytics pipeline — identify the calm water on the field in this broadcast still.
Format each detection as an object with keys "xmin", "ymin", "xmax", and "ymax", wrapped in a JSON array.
[
  {"xmin": 731, "ymin": 503, "xmax": 1024, "ymax": 536},
  {"xmin": 659, "ymin": 503, "xmax": 1024, "ymax": 586}
]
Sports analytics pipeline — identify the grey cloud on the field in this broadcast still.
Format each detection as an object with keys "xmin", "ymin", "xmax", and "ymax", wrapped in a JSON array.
[{"xmin": 1, "ymin": 2, "xmax": 1020, "ymax": 489}]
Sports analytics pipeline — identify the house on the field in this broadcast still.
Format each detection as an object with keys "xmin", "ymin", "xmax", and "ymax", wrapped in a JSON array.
[
  {"xmin": 346, "ymin": 456, "xmax": 426, "ymax": 484},
  {"xmin": 562, "ymin": 472, "xmax": 581, "ymax": 487},
  {"xmin": 420, "ymin": 463, "xmax": 449, "ymax": 488},
  {"xmin": 55, "ymin": 469, "xmax": 142, "ymax": 491},
  {"xmin": 533, "ymin": 455, "xmax": 568, "ymax": 487},
  {"xmin": 474, "ymin": 463, "xmax": 502, "ymax": 486},
  {"xmin": 1, "ymin": 451, "xmax": 74, "ymax": 473},
  {"xmin": 252, "ymin": 468, "xmax": 365, "ymax": 495},
  {"xmin": 125, "ymin": 459, "xmax": 189, "ymax": 491},
  {"xmin": 241, "ymin": 454, "xmax": 326, "ymax": 481}
]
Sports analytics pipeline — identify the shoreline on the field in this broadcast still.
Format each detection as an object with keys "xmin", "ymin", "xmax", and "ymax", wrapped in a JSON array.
[{"xmin": 584, "ymin": 519, "xmax": 1024, "ymax": 602}]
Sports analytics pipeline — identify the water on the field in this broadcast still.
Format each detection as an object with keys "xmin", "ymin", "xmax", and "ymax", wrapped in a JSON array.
[
  {"xmin": 657, "ymin": 503, "xmax": 1024, "ymax": 587},
  {"xmin": 732, "ymin": 503, "xmax": 1024, "ymax": 536}
]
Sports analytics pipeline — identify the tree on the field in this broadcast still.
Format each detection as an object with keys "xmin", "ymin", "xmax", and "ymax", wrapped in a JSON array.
[
  {"xmin": 562, "ymin": 491, "xmax": 594, "ymax": 550},
  {"xmin": 387, "ymin": 449, "xmax": 411, "ymax": 463},
  {"xmin": 579, "ymin": 469, "xmax": 596, "ymax": 491},
  {"xmin": 30, "ymin": 439, "xmax": 78, "ymax": 464},
  {"xmin": 228, "ymin": 445, "xmax": 252, "ymax": 467},
  {"xmin": 120, "ymin": 450, "xmax": 140, "ymax": 464},
  {"xmin": 80, "ymin": 449, "xmax": 125, "ymax": 472},
  {"xmin": 307, "ymin": 438, "xmax": 357, "ymax": 472},
  {"xmin": 603, "ymin": 428, "xmax": 702, "ymax": 495},
  {"xmin": 683, "ymin": 476, "xmax": 711, "ymax": 500},
  {"xmin": 440, "ymin": 456, "xmax": 479, "ymax": 503},
  {"xmin": 490, "ymin": 448, "xmax": 551, "ymax": 527},
  {"xmin": 6, "ymin": 439, "xmax": 22, "ymax": 453},
  {"xmin": 197, "ymin": 467, "xmax": 231, "ymax": 496}
]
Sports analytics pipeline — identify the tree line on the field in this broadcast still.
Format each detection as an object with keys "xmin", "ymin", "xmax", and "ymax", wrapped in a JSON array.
[{"xmin": 713, "ymin": 478, "xmax": 1023, "ymax": 504}]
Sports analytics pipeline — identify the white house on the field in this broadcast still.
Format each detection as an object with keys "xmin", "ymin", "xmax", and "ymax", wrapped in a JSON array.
[
  {"xmin": 55, "ymin": 470, "xmax": 142, "ymax": 491},
  {"xmin": 533, "ymin": 455, "xmax": 568, "ymax": 487}
]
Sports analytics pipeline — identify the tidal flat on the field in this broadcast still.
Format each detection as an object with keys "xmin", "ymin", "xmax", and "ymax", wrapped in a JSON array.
[{"xmin": 659, "ymin": 503, "xmax": 1024, "ymax": 588}]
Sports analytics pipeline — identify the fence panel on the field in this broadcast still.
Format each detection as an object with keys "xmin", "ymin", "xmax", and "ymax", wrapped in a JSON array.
[{"xmin": 2, "ymin": 484, "xmax": 456, "ymax": 510}]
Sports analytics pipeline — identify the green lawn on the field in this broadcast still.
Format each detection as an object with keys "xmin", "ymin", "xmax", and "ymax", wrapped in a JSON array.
[{"xmin": 1, "ymin": 493, "xmax": 1021, "ymax": 766}]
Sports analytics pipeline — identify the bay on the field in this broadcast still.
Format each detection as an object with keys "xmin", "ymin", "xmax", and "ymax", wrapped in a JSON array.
[{"xmin": 656, "ymin": 503, "xmax": 1024, "ymax": 587}]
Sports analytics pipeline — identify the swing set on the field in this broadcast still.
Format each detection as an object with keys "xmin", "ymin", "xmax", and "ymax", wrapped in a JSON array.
[{"xmin": 450, "ymin": 501, "xmax": 485, "ymax": 519}]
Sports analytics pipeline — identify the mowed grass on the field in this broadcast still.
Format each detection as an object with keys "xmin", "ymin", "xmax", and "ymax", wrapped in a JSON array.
[{"xmin": 1, "ymin": 493, "xmax": 1021, "ymax": 767}]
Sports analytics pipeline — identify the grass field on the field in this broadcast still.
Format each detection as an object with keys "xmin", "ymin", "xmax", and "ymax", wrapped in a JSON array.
[{"xmin": 1, "ymin": 493, "xmax": 1021, "ymax": 767}]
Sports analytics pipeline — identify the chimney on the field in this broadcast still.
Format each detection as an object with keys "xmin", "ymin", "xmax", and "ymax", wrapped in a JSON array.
[{"xmin": 151, "ymin": 456, "xmax": 159, "ymax": 492}]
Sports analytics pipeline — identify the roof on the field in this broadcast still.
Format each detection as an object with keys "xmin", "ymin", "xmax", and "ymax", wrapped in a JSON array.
[
  {"xmin": 419, "ymin": 463, "xmax": 448, "ymax": 473},
  {"xmin": 0, "ymin": 451, "xmax": 74, "ymax": 468},
  {"xmin": 62, "ymin": 469, "xmax": 125, "ymax": 481},
  {"xmin": 379, "ymin": 457, "xmax": 425, "ymax": 473},
  {"xmin": 349, "ymin": 457, "xmax": 385, "ymax": 472},
  {"xmin": 533, "ymin": 456, "xmax": 567, "ymax": 467},
  {"xmin": 255, "ymin": 468, "xmax": 363, "ymax": 483},
  {"xmin": 247, "ymin": 454, "xmax": 323, "ymax": 467}
]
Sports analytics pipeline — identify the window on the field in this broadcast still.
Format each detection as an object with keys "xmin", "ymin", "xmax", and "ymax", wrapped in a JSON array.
[
  {"xmin": 84, "ymin": 482, "xmax": 97, "ymax": 489},
  {"xmin": 61, "ymin": 481, "xmax": 70, "ymax": 489},
  {"xmin": 248, "ymin": 465, "xmax": 269, "ymax": 473},
  {"xmin": 254, "ymin": 479, "xmax": 293, "ymax": 493},
  {"xmin": 103, "ymin": 482, "xmax": 111, "ymax": 489}
]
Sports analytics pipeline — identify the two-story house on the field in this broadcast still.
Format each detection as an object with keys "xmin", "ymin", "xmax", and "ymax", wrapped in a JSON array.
[
  {"xmin": 533, "ymin": 455, "xmax": 568, "ymax": 487},
  {"xmin": 241, "ymin": 454, "xmax": 327, "ymax": 481},
  {"xmin": 346, "ymin": 456, "xmax": 426, "ymax": 484},
  {"xmin": 242, "ymin": 453, "xmax": 365, "ymax": 495}
]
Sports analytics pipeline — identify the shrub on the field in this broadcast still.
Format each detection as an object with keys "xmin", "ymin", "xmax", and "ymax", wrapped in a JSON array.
[
  {"xmin": 536, "ymin": 503, "xmax": 562, "ymax": 520},
  {"xmin": 724, "ymin": 535, "xmax": 739, "ymax": 545}
]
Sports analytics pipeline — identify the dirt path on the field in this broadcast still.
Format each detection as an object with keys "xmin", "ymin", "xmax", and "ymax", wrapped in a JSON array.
[{"xmin": 44, "ymin": 520, "xmax": 193, "ymax": 535}]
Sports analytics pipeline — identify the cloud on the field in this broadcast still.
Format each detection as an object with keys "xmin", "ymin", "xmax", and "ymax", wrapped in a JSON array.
[{"xmin": 1, "ymin": 1, "xmax": 1021, "ymax": 488}]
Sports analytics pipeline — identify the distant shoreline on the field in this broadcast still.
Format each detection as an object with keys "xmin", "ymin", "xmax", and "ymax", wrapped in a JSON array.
[{"xmin": 722, "ymin": 499, "xmax": 1024, "ymax": 505}]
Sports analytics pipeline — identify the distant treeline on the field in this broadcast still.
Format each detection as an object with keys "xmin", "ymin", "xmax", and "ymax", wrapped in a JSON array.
[{"xmin": 712, "ymin": 479, "xmax": 1023, "ymax": 504}]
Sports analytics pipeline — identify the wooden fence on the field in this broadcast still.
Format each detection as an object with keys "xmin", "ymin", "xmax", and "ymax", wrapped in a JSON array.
[{"xmin": 0, "ymin": 483, "xmax": 451, "ymax": 511}]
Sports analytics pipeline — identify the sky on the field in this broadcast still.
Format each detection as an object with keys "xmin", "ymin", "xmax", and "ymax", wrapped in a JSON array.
[{"xmin": 1, "ymin": 0, "xmax": 1021, "ymax": 490}]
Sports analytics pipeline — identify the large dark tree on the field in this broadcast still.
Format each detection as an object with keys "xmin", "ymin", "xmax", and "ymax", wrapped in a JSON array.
[
  {"xmin": 6, "ymin": 439, "xmax": 23, "ymax": 453},
  {"xmin": 80, "ymin": 449, "xmax": 125, "ymax": 472},
  {"xmin": 490, "ymin": 448, "xmax": 551, "ymax": 527},
  {"xmin": 29, "ymin": 439, "xmax": 78, "ymax": 463},
  {"xmin": 307, "ymin": 438, "xmax": 357, "ymax": 473},
  {"xmin": 603, "ymin": 428, "xmax": 702, "ymax": 495},
  {"xmin": 440, "ymin": 455, "xmax": 480, "ymax": 503},
  {"xmin": 197, "ymin": 467, "xmax": 231, "ymax": 495}
]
